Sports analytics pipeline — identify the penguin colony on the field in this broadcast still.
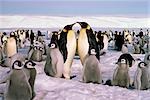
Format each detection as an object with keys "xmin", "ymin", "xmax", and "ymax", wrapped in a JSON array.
[{"xmin": 0, "ymin": 23, "xmax": 149, "ymax": 99}]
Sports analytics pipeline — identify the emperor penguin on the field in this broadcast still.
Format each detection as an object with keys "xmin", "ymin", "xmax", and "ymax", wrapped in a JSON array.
[
  {"xmin": 30, "ymin": 30, "xmax": 35, "ymax": 45},
  {"xmin": 44, "ymin": 42, "xmax": 64, "ymax": 78},
  {"xmin": 28, "ymin": 41, "xmax": 44, "ymax": 62},
  {"xmin": 144, "ymin": 53, "xmax": 150, "ymax": 83},
  {"xmin": 58, "ymin": 23, "xmax": 76, "ymax": 79},
  {"xmin": 112, "ymin": 59, "xmax": 130, "ymax": 88},
  {"xmin": 82, "ymin": 49, "xmax": 102, "ymax": 84},
  {"xmin": 144, "ymin": 53, "xmax": 150, "ymax": 66},
  {"xmin": 96, "ymin": 31, "xmax": 109, "ymax": 55},
  {"xmin": 17, "ymin": 30, "xmax": 26, "ymax": 48},
  {"xmin": 5, "ymin": 32, "xmax": 17, "ymax": 57},
  {"xmin": 134, "ymin": 62, "xmax": 150, "ymax": 90},
  {"xmin": 23, "ymin": 60, "xmax": 37, "ymax": 99},
  {"xmin": 77, "ymin": 22, "xmax": 99, "ymax": 65},
  {"xmin": 118, "ymin": 53, "xmax": 135, "ymax": 67},
  {"xmin": 0, "ymin": 60, "xmax": 32, "ymax": 100}
]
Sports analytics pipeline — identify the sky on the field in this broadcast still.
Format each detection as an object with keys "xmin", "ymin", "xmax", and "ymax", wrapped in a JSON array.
[{"xmin": 0, "ymin": 0, "xmax": 149, "ymax": 17}]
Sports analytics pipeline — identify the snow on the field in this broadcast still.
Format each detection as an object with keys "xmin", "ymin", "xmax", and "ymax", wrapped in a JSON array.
[
  {"xmin": 0, "ymin": 42, "xmax": 150, "ymax": 100},
  {"xmin": 0, "ymin": 15, "xmax": 150, "ymax": 100},
  {"xmin": 32, "ymin": 50, "xmax": 150, "ymax": 100},
  {"xmin": 0, "ymin": 15, "xmax": 150, "ymax": 28},
  {"xmin": 0, "ymin": 48, "xmax": 147, "ymax": 100}
]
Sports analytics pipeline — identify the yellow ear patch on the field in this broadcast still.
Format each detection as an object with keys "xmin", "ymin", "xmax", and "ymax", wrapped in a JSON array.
[
  {"xmin": 63, "ymin": 29, "xmax": 67, "ymax": 32},
  {"xmin": 87, "ymin": 25, "xmax": 91, "ymax": 30}
]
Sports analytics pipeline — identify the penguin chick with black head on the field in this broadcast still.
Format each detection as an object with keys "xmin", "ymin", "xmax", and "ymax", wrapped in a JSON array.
[
  {"xmin": 0, "ymin": 60, "xmax": 32, "ymax": 100},
  {"xmin": 77, "ymin": 22, "xmax": 99, "ymax": 65},
  {"xmin": 112, "ymin": 59, "xmax": 130, "ymax": 88},
  {"xmin": 58, "ymin": 23, "xmax": 76, "ymax": 79},
  {"xmin": 134, "ymin": 62, "xmax": 150, "ymax": 90},
  {"xmin": 28, "ymin": 41, "xmax": 44, "ymax": 62},
  {"xmin": 24, "ymin": 60, "xmax": 36, "ymax": 99},
  {"xmin": 117, "ymin": 53, "xmax": 135, "ymax": 67},
  {"xmin": 82, "ymin": 48, "xmax": 102, "ymax": 84},
  {"xmin": 44, "ymin": 34, "xmax": 64, "ymax": 78}
]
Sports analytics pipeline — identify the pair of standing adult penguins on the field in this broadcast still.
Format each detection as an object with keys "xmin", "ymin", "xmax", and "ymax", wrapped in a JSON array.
[{"xmin": 45, "ymin": 22, "xmax": 102, "ymax": 83}]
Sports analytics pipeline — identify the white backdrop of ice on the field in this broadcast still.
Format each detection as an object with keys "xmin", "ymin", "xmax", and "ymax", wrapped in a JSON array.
[{"xmin": 0, "ymin": 16, "xmax": 149, "ymax": 28}]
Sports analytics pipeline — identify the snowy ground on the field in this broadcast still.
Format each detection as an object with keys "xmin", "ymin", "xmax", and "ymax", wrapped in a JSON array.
[{"xmin": 0, "ymin": 47, "xmax": 149, "ymax": 100}]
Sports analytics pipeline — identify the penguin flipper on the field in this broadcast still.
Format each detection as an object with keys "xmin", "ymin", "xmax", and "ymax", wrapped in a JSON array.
[
  {"xmin": 58, "ymin": 32, "xmax": 68, "ymax": 62},
  {"xmin": 27, "ymin": 48, "xmax": 34, "ymax": 60},
  {"xmin": 86, "ymin": 29, "xmax": 100, "ymax": 60}
]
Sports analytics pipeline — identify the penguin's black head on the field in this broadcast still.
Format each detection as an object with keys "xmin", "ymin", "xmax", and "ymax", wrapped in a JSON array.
[
  {"xmin": 24, "ymin": 60, "xmax": 36, "ymax": 69},
  {"xmin": 89, "ymin": 49, "xmax": 96, "ymax": 55},
  {"xmin": 10, "ymin": 32, "xmax": 16, "ymax": 37},
  {"xmin": 48, "ymin": 42, "xmax": 57, "ymax": 49},
  {"xmin": 12, "ymin": 60, "xmax": 23, "ymax": 70},
  {"xmin": 63, "ymin": 23, "xmax": 75, "ymax": 32},
  {"xmin": 52, "ymin": 31, "xmax": 58, "ymax": 35},
  {"xmin": 38, "ymin": 30, "xmax": 45, "ymax": 36},
  {"xmin": 77, "ymin": 22, "xmax": 90, "ymax": 29},
  {"xmin": 117, "ymin": 58, "xmax": 128, "ymax": 65},
  {"xmin": 3, "ymin": 32, "xmax": 6, "ymax": 35},
  {"xmin": 2, "ymin": 35, "xmax": 8, "ymax": 44},
  {"xmin": 138, "ymin": 62, "xmax": 147, "ymax": 68}
]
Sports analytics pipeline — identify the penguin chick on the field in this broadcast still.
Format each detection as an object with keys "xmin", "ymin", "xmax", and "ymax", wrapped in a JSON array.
[{"xmin": 134, "ymin": 62, "xmax": 149, "ymax": 90}]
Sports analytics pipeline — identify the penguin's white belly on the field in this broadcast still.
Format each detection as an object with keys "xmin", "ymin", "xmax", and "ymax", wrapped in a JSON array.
[
  {"xmin": 63, "ymin": 30, "xmax": 76, "ymax": 79},
  {"xmin": 65, "ymin": 30, "xmax": 76, "ymax": 66},
  {"xmin": 78, "ymin": 29, "xmax": 89, "ymax": 64},
  {"xmin": 6, "ymin": 38, "xmax": 17, "ymax": 57},
  {"xmin": 102, "ymin": 35, "xmax": 108, "ymax": 51}
]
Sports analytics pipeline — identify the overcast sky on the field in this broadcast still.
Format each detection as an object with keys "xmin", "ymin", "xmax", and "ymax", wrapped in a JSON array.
[{"xmin": 0, "ymin": 0, "xmax": 149, "ymax": 17}]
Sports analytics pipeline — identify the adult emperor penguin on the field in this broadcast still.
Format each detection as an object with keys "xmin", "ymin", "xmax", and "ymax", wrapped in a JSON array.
[
  {"xmin": 24, "ymin": 60, "xmax": 37, "ymax": 99},
  {"xmin": 77, "ymin": 22, "xmax": 99, "ymax": 65},
  {"xmin": 5, "ymin": 32, "xmax": 17, "ymax": 57},
  {"xmin": 82, "ymin": 49, "xmax": 102, "ymax": 84},
  {"xmin": 0, "ymin": 60, "xmax": 32, "ymax": 100},
  {"xmin": 134, "ymin": 62, "xmax": 150, "ymax": 90},
  {"xmin": 96, "ymin": 31, "xmax": 109, "ymax": 55},
  {"xmin": 58, "ymin": 23, "xmax": 76, "ymax": 79}
]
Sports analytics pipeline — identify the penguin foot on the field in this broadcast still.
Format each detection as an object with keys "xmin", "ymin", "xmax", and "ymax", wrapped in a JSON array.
[
  {"xmin": 127, "ymin": 85, "xmax": 135, "ymax": 90},
  {"xmin": 61, "ymin": 75, "xmax": 76, "ymax": 79},
  {"xmin": 104, "ymin": 79, "xmax": 112, "ymax": 86}
]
